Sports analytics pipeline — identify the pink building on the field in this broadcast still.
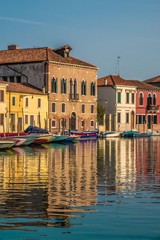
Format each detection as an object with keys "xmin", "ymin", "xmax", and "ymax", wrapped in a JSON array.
[{"xmin": 129, "ymin": 80, "xmax": 160, "ymax": 132}]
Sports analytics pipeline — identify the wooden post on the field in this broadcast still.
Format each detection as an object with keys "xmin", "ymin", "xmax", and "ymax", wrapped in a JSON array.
[{"xmin": 3, "ymin": 121, "xmax": 6, "ymax": 138}]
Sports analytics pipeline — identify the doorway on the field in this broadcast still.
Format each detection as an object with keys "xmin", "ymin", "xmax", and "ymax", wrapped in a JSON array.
[{"xmin": 70, "ymin": 112, "xmax": 76, "ymax": 130}]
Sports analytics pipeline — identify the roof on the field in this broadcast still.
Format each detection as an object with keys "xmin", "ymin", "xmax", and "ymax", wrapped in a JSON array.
[
  {"xmin": 144, "ymin": 76, "xmax": 160, "ymax": 83},
  {"xmin": 0, "ymin": 46, "xmax": 97, "ymax": 68},
  {"xmin": 0, "ymin": 81, "xmax": 45, "ymax": 94},
  {"xmin": 97, "ymin": 75, "xmax": 160, "ymax": 91}
]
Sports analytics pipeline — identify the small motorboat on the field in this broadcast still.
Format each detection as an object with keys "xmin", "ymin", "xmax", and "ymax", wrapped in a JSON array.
[
  {"xmin": 152, "ymin": 131, "xmax": 160, "ymax": 136},
  {"xmin": 0, "ymin": 139, "xmax": 16, "ymax": 149},
  {"xmin": 100, "ymin": 132, "xmax": 120, "ymax": 138},
  {"xmin": 120, "ymin": 131, "xmax": 139, "ymax": 138},
  {"xmin": 70, "ymin": 129, "xmax": 98, "ymax": 140}
]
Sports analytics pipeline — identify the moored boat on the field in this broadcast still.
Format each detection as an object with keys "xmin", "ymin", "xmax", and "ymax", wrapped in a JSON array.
[
  {"xmin": 51, "ymin": 135, "xmax": 69, "ymax": 142},
  {"xmin": 0, "ymin": 139, "xmax": 16, "ymax": 149},
  {"xmin": 70, "ymin": 129, "xmax": 98, "ymax": 140},
  {"xmin": 100, "ymin": 132, "xmax": 120, "ymax": 138}
]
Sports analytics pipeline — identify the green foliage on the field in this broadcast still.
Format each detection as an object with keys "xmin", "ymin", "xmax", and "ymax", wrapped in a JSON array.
[{"xmin": 97, "ymin": 104, "xmax": 105, "ymax": 125}]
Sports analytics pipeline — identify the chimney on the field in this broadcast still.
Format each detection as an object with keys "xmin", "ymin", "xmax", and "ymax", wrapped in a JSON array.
[
  {"xmin": 54, "ymin": 45, "xmax": 72, "ymax": 58},
  {"xmin": 42, "ymin": 86, "xmax": 46, "ymax": 94},
  {"xmin": 8, "ymin": 44, "xmax": 19, "ymax": 50}
]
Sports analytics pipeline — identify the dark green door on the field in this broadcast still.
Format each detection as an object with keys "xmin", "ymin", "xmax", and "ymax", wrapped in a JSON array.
[{"xmin": 147, "ymin": 115, "xmax": 151, "ymax": 129}]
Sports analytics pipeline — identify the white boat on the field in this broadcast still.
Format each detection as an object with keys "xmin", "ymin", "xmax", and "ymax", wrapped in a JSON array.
[
  {"xmin": 152, "ymin": 131, "xmax": 160, "ymax": 136},
  {"xmin": 100, "ymin": 132, "xmax": 120, "ymax": 138},
  {"xmin": 0, "ymin": 140, "xmax": 16, "ymax": 149}
]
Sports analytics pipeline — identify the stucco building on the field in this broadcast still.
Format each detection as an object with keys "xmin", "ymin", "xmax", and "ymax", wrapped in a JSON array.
[
  {"xmin": 0, "ymin": 44, "xmax": 98, "ymax": 133},
  {"xmin": 0, "ymin": 81, "xmax": 48, "ymax": 133},
  {"xmin": 97, "ymin": 75, "xmax": 137, "ymax": 132}
]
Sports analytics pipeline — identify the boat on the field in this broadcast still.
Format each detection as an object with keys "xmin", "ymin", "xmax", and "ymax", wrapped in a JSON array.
[
  {"xmin": 70, "ymin": 129, "xmax": 98, "ymax": 140},
  {"xmin": 63, "ymin": 135, "xmax": 79, "ymax": 142},
  {"xmin": 0, "ymin": 139, "xmax": 16, "ymax": 149},
  {"xmin": 100, "ymin": 132, "xmax": 120, "ymax": 138},
  {"xmin": 4, "ymin": 138, "xmax": 26, "ymax": 146},
  {"xmin": 24, "ymin": 126, "xmax": 55, "ymax": 144},
  {"xmin": 133, "ymin": 132, "xmax": 152, "ymax": 137},
  {"xmin": 152, "ymin": 131, "xmax": 160, "ymax": 136},
  {"xmin": 10, "ymin": 135, "xmax": 39, "ymax": 146},
  {"xmin": 120, "ymin": 131, "xmax": 139, "ymax": 138},
  {"xmin": 51, "ymin": 135, "xmax": 69, "ymax": 142}
]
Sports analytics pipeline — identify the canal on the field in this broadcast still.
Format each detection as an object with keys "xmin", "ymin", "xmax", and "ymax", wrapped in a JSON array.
[{"xmin": 0, "ymin": 137, "xmax": 160, "ymax": 239}]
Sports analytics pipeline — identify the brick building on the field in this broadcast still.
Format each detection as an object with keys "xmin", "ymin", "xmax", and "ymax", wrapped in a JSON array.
[{"xmin": 0, "ymin": 44, "xmax": 98, "ymax": 133}]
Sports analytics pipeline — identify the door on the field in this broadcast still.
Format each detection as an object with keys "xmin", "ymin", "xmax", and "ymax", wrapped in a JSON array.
[
  {"xmin": 18, "ymin": 118, "xmax": 22, "ymax": 132},
  {"xmin": 147, "ymin": 115, "xmax": 151, "ymax": 129},
  {"xmin": 10, "ymin": 114, "xmax": 15, "ymax": 132},
  {"xmin": 70, "ymin": 112, "xmax": 76, "ymax": 130},
  {"xmin": 30, "ymin": 115, "xmax": 34, "ymax": 126},
  {"xmin": 131, "ymin": 111, "xmax": 134, "ymax": 130}
]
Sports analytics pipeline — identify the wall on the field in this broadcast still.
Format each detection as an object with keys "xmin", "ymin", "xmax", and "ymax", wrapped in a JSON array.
[
  {"xmin": 48, "ymin": 62, "xmax": 97, "ymax": 132},
  {"xmin": 0, "ymin": 62, "xmax": 45, "ymax": 89}
]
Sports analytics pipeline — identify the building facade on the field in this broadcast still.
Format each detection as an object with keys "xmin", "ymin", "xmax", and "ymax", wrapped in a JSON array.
[
  {"xmin": 0, "ymin": 44, "xmax": 98, "ymax": 133},
  {"xmin": 97, "ymin": 75, "xmax": 137, "ymax": 132},
  {"xmin": 0, "ymin": 83, "xmax": 7, "ymax": 133},
  {"xmin": 0, "ymin": 81, "xmax": 48, "ymax": 133}
]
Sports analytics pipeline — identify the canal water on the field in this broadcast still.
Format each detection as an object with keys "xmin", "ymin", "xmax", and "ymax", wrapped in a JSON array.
[{"xmin": 0, "ymin": 138, "xmax": 160, "ymax": 240}]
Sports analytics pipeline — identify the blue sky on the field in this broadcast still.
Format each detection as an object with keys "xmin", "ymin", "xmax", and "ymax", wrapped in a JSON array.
[{"xmin": 0, "ymin": 0, "xmax": 160, "ymax": 80}]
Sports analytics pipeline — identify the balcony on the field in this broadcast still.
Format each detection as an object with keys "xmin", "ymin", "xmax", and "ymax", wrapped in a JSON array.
[
  {"xmin": 147, "ymin": 105, "xmax": 159, "ymax": 112},
  {"xmin": 69, "ymin": 93, "xmax": 79, "ymax": 100}
]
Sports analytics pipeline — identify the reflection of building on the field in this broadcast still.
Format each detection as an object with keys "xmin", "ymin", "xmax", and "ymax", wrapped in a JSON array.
[
  {"xmin": 0, "ymin": 141, "xmax": 97, "ymax": 228},
  {"xmin": 47, "ymin": 141, "xmax": 97, "ymax": 217}
]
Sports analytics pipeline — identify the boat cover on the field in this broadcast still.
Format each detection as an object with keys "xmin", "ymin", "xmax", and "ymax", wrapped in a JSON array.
[{"xmin": 24, "ymin": 126, "xmax": 49, "ymax": 134}]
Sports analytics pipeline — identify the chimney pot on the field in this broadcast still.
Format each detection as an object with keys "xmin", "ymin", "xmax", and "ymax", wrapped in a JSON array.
[{"xmin": 8, "ymin": 44, "xmax": 19, "ymax": 50}]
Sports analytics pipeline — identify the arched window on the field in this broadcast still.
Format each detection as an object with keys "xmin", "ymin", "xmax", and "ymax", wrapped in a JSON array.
[
  {"xmin": 153, "ymin": 93, "xmax": 156, "ymax": 105},
  {"xmin": 90, "ymin": 82, "xmax": 95, "ymax": 96},
  {"xmin": 70, "ymin": 78, "xmax": 73, "ymax": 94},
  {"xmin": 51, "ymin": 77, "xmax": 57, "ymax": 93},
  {"xmin": 74, "ymin": 79, "xmax": 77, "ymax": 95},
  {"xmin": 147, "ymin": 93, "xmax": 152, "ymax": 106},
  {"xmin": 139, "ymin": 93, "xmax": 143, "ymax": 106},
  {"xmin": 82, "ymin": 104, "xmax": 85, "ymax": 113},
  {"xmin": 61, "ymin": 78, "xmax": 67, "ymax": 94},
  {"xmin": 81, "ymin": 80, "xmax": 86, "ymax": 95}
]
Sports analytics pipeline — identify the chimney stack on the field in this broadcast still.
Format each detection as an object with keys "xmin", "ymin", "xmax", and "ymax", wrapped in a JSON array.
[{"xmin": 8, "ymin": 44, "xmax": 19, "ymax": 50}]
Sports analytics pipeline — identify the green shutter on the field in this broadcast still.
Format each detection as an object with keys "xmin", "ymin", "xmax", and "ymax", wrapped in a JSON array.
[
  {"xmin": 12, "ymin": 96, "xmax": 15, "ymax": 106},
  {"xmin": 118, "ymin": 92, "xmax": 121, "ymax": 103}
]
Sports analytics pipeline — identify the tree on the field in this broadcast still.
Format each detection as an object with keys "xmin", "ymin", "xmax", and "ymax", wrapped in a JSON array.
[{"xmin": 97, "ymin": 104, "xmax": 105, "ymax": 125}]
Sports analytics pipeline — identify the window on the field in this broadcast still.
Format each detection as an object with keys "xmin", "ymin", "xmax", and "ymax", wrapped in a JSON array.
[
  {"xmin": 117, "ymin": 112, "xmax": 121, "ymax": 123},
  {"xmin": 25, "ymin": 115, "xmax": 28, "ymax": 125},
  {"xmin": 139, "ymin": 93, "xmax": 143, "ymax": 106},
  {"xmin": 91, "ymin": 120, "xmax": 94, "ymax": 127},
  {"xmin": 52, "ymin": 120, "xmax": 56, "ymax": 128},
  {"xmin": 0, "ymin": 90, "xmax": 4, "ymax": 102},
  {"xmin": 51, "ymin": 77, "xmax": 57, "ymax": 93},
  {"xmin": 2, "ymin": 77, "xmax": 7, "ymax": 82},
  {"xmin": 9, "ymin": 76, "xmax": 14, "ymax": 82},
  {"xmin": 52, "ymin": 102, "xmax": 56, "ymax": 113},
  {"xmin": 81, "ymin": 120, "xmax": 85, "ymax": 127},
  {"xmin": 126, "ymin": 113, "xmax": 129, "ymax": 123},
  {"xmin": 61, "ymin": 78, "xmax": 67, "ymax": 94},
  {"xmin": 152, "ymin": 115, "xmax": 157, "ymax": 124},
  {"xmin": 16, "ymin": 76, "xmax": 21, "ymax": 83},
  {"xmin": 147, "ymin": 93, "xmax": 152, "ymax": 106},
  {"xmin": 126, "ymin": 92, "xmax": 129, "ymax": 103},
  {"xmin": 136, "ymin": 115, "xmax": 146, "ymax": 124},
  {"xmin": 81, "ymin": 80, "xmax": 86, "ymax": 95},
  {"xmin": 132, "ymin": 93, "xmax": 134, "ymax": 104},
  {"xmin": 91, "ymin": 104, "xmax": 94, "ymax": 114},
  {"xmin": 82, "ymin": 104, "xmax": 85, "ymax": 113},
  {"xmin": 117, "ymin": 92, "xmax": 121, "ymax": 103},
  {"xmin": 90, "ymin": 82, "xmax": 95, "ymax": 96},
  {"xmin": 25, "ymin": 97, "xmax": 29, "ymax": 107},
  {"xmin": 38, "ymin": 98, "xmax": 41, "ymax": 108},
  {"xmin": 12, "ymin": 96, "xmax": 16, "ymax": 106},
  {"xmin": 153, "ymin": 94, "xmax": 156, "ymax": 105},
  {"xmin": 0, "ymin": 114, "xmax": 4, "ymax": 125},
  {"xmin": 30, "ymin": 115, "xmax": 34, "ymax": 126},
  {"xmin": 62, "ymin": 103, "xmax": 66, "ymax": 113}
]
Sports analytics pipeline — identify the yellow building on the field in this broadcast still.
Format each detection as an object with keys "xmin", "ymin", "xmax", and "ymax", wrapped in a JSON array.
[
  {"xmin": 0, "ymin": 81, "xmax": 48, "ymax": 133},
  {"xmin": 0, "ymin": 83, "xmax": 7, "ymax": 133}
]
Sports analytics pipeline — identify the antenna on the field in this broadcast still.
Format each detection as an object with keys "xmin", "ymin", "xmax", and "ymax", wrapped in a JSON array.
[{"xmin": 115, "ymin": 56, "xmax": 121, "ymax": 76}]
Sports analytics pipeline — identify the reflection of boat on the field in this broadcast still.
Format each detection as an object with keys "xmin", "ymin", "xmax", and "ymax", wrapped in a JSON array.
[
  {"xmin": 100, "ymin": 132, "xmax": 120, "ymax": 138},
  {"xmin": 71, "ymin": 129, "xmax": 98, "ymax": 140},
  {"xmin": 0, "ymin": 139, "xmax": 16, "ymax": 149}
]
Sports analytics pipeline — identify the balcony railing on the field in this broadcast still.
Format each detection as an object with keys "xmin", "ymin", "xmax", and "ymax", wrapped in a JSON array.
[
  {"xmin": 147, "ymin": 105, "xmax": 159, "ymax": 112},
  {"xmin": 69, "ymin": 93, "xmax": 79, "ymax": 100}
]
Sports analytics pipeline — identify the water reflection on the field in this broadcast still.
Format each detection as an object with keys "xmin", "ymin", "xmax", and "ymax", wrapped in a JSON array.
[
  {"xmin": 0, "ymin": 137, "xmax": 160, "ymax": 234},
  {"xmin": 0, "ymin": 141, "xmax": 97, "ymax": 230}
]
